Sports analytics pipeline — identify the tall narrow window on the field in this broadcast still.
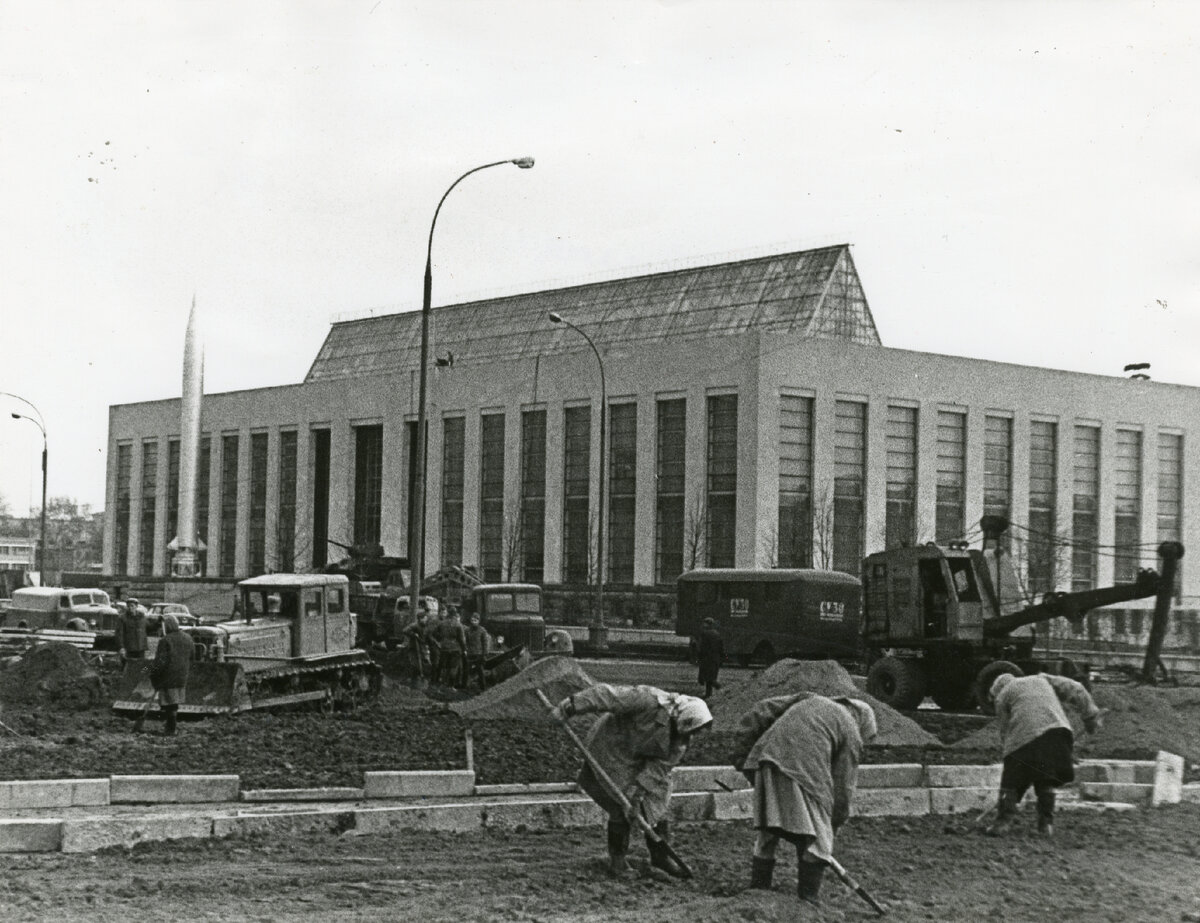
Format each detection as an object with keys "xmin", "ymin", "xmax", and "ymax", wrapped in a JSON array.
[
  {"xmin": 440, "ymin": 417, "xmax": 465, "ymax": 568},
  {"xmin": 166, "ymin": 438, "xmax": 180, "ymax": 558},
  {"xmin": 778, "ymin": 394, "xmax": 813, "ymax": 567},
  {"xmin": 353, "ymin": 424, "xmax": 383, "ymax": 548},
  {"xmin": 655, "ymin": 398, "xmax": 686, "ymax": 583},
  {"xmin": 479, "ymin": 413, "xmax": 505, "ymax": 581},
  {"xmin": 935, "ymin": 411, "xmax": 966, "ymax": 542},
  {"xmin": 115, "ymin": 443, "xmax": 132, "ymax": 574},
  {"xmin": 1113, "ymin": 430, "xmax": 1143, "ymax": 583},
  {"xmin": 706, "ymin": 394, "xmax": 738, "ymax": 568},
  {"xmin": 1072, "ymin": 425, "xmax": 1100, "ymax": 591},
  {"xmin": 140, "ymin": 440, "xmax": 158, "ymax": 574},
  {"xmin": 311, "ymin": 429, "xmax": 330, "ymax": 570},
  {"xmin": 220, "ymin": 434, "xmax": 239, "ymax": 577},
  {"xmin": 833, "ymin": 400, "xmax": 866, "ymax": 574},
  {"xmin": 1157, "ymin": 432, "xmax": 1183, "ymax": 598},
  {"xmin": 277, "ymin": 431, "xmax": 297, "ymax": 573},
  {"xmin": 562, "ymin": 406, "xmax": 591, "ymax": 583},
  {"xmin": 885, "ymin": 405, "xmax": 918, "ymax": 549},
  {"xmin": 520, "ymin": 409, "xmax": 547, "ymax": 583},
  {"xmin": 984, "ymin": 415, "xmax": 1013, "ymax": 550},
  {"xmin": 607, "ymin": 402, "xmax": 637, "ymax": 585},
  {"xmin": 196, "ymin": 436, "xmax": 211, "ymax": 575},
  {"xmin": 248, "ymin": 432, "xmax": 268, "ymax": 575},
  {"xmin": 1027, "ymin": 421, "xmax": 1058, "ymax": 594}
]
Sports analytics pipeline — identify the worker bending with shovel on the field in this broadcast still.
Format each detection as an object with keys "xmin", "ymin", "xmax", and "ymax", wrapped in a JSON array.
[
  {"xmin": 550, "ymin": 684, "xmax": 712, "ymax": 879},
  {"xmin": 733, "ymin": 692, "xmax": 877, "ymax": 907},
  {"xmin": 986, "ymin": 671, "xmax": 1101, "ymax": 837}
]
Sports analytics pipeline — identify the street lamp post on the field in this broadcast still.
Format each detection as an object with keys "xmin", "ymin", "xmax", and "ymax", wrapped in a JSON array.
[
  {"xmin": 5, "ymin": 399, "xmax": 47, "ymax": 580},
  {"xmin": 407, "ymin": 157, "xmax": 534, "ymax": 628},
  {"xmin": 548, "ymin": 311, "xmax": 608, "ymax": 649}
]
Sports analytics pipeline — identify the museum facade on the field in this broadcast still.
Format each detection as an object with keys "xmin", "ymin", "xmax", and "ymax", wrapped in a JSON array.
[{"xmin": 103, "ymin": 244, "xmax": 1199, "ymax": 604}]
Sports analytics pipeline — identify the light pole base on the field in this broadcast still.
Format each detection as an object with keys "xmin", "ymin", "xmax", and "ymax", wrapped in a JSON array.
[{"xmin": 588, "ymin": 624, "xmax": 609, "ymax": 651}]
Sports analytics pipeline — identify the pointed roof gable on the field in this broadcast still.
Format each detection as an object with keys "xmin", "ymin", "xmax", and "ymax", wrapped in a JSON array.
[{"xmin": 305, "ymin": 244, "xmax": 880, "ymax": 382}]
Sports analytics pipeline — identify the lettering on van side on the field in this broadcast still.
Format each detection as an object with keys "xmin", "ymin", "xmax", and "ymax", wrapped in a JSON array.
[
  {"xmin": 730, "ymin": 598, "xmax": 750, "ymax": 618},
  {"xmin": 819, "ymin": 600, "xmax": 845, "ymax": 622}
]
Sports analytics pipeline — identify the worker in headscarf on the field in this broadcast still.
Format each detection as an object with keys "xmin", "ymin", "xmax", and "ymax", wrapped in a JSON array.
[
  {"xmin": 552, "ymin": 684, "xmax": 713, "ymax": 878},
  {"xmin": 148, "ymin": 613, "xmax": 194, "ymax": 736},
  {"xmin": 732, "ymin": 692, "xmax": 877, "ymax": 906},
  {"xmin": 986, "ymin": 671, "xmax": 1101, "ymax": 837}
]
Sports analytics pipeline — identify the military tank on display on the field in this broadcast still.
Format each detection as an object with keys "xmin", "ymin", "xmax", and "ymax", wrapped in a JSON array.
[{"xmin": 112, "ymin": 573, "xmax": 381, "ymax": 718}]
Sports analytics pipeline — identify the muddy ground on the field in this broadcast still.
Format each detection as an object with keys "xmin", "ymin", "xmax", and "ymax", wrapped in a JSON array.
[
  {"xmin": 0, "ymin": 648, "xmax": 1196, "ymax": 787},
  {"xmin": 0, "ymin": 804, "xmax": 1197, "ymax": 922}
]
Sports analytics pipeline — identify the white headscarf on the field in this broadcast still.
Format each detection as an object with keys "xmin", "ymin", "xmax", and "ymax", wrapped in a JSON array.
[
  {"xmin": 672, "ymin": 695, "xmax": 714, "ymax": 735},
  {"xmin": 989, "ymin": 671, "xmax": 1017, "ymax": 702},
  {"xmin": 836, "ymin": 697, "xmax": 878, "ymax": 743}
]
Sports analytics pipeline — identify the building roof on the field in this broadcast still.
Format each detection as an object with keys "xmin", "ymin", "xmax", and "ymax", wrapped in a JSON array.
[{"xmin": 305, "ymin": 244, "xmax": 880, "ymax": 382}]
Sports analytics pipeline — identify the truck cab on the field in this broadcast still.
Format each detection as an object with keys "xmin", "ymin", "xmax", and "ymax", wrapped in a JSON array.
[{"xmin": 463, "ymin": 583, "xmax": 545, "ymax": 653}]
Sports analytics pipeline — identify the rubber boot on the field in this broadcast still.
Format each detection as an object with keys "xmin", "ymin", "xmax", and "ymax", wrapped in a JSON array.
[
  {"xmin": 646, "ymin": 820, "xmax": 688, "ymax": 878},
  {"xmin": 985, "ymin": 789, "xmax": 1020, "ymax": 836},
  {"xmin": 749, "ymin": 856, "xmax": 776, "ymax": 890},
  {"xmin": 1036, "ymin": 788, "xmax": 1055, "ymax": 837},
  {"xmin": 606, "ymin": 819, "xmax": 631, "ymax": 877},
  {"xmin": 796, "ymin": 859, "xmax": 824, "ymax": 906},
  {"xmin": 163, "ymin": 704, "xmax": 178, "ymax": 736}
]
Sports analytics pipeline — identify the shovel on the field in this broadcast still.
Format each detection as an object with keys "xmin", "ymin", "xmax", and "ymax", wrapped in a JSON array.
[
  {"xmin": 827, "ymin": 856, "xmax": 888, "ymax": 916},
  {"xmin": 535, "ymin": 688, "xmax": 693, "ymax": 880},
  {"xmin": 132, "ymin": 688, "xmax": 158, "ymax": 733}
]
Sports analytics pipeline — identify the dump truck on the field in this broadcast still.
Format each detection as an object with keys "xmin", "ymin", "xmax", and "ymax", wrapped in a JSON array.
[
  {"xmin": 112, "ymin": 573, "xmax": 381, "ymax": 718},
  {"xmin": 862, "ymin": 524, "xmax": 1183, "ymax": 710}
]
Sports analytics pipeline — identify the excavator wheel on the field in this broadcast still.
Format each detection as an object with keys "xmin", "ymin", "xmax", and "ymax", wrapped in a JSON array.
[
  {"xmin": 974, "ymin": 661, "xmax": 1023, "ymax": 714},
  {"xmin": 866, "ymin": 656, "xmax": 927, "ymax": 710}
]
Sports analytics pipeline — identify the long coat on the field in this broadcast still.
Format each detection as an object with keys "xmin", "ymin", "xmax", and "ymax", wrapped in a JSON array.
[
  {"xmin": 994, "ymin": 674, "xmax": 1099, "ymax": 757},
  {"xmin": 150, "ymin": 628, "xmax": 193, "ymax": 705},
  {"xmin": 568, "ymin": 684, "xmax": 688, "ymax": 826},
  {"xmin": 735, "ymin": 693, "xmax": 865, "ymax": 859},
  {"xmin": 696, "ymin": 627, "xmax": 724, "ymax": 684}
]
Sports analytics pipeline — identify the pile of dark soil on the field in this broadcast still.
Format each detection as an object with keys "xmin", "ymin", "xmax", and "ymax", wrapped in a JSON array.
[
  {"xmin": 450, "ymin": 655, "xmax": 595, "ymax": 721},
  {"xmin": 0, "ymin": 642, "xmax": 105, "ymax": 711},
  {"xmin": 705, "ymin": 659, "xmax": 942, "ymax": 749}
]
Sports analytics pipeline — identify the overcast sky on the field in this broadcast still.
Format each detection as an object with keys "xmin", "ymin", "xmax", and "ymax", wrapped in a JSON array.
[{"xmin": 1, "ymin": 0, "xmax": 1197, "ymax": 514}]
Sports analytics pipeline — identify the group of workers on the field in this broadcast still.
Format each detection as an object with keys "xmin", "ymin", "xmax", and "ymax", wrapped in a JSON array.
[
  {"xmin": 402, "ymin": 606, "xmax": 493, "ymax": 690},
  {"xmin": 550, "ymin": 653, "xmax": 1101, "ymax": 909}
]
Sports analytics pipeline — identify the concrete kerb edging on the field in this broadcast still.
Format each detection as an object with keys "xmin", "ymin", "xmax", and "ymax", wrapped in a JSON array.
[{"xmin": 0, "ymin": 757, "xmax": 1189, "ymax": 854}]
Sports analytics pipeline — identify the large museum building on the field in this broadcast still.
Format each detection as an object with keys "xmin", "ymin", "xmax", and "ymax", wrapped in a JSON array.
[{"xmin": 104, "ymin": 244, "xmax": 1199, "ymax": 608}]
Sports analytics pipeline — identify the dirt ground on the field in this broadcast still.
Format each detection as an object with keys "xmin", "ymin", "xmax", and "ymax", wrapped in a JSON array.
[{"xmin": 0, "ymin": 805, "xmax": 1197, "ymax": 922}]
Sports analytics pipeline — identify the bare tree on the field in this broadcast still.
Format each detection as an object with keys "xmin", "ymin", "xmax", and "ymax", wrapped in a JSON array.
[
  {"xmin": 760, "ymin": 524, "xmax": 779, "ymax": 569},
  {"xmin": 683, "ymin": 495, "xmax": 707, "ymax": 571},
  {"xmin": 502, "ymin": 510, "xmax": 524, "ymax": 582},
  {"xmin": 1010, "ymin": 527, "xmax": 1071, "ymax": 605},
  {"xmin": 812, "ymin": 486, "xmax": 836, "ymax": 570}
]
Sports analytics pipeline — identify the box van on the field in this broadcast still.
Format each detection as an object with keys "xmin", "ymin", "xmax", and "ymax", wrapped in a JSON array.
[{"xmin": 3, "ymin": 587, "xmax": 119, "ymax": 636}]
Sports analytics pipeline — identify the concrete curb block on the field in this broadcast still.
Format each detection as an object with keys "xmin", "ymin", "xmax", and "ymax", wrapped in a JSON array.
[
  {"xmin": 1180, "ymin": 784, "xmax": 1200, "ymax": 805},
  {"xmin": 0, "ymin": 819, "xmax": 64, "ymax": 853},
  {"xmin": 474, "ymin": 782, "xmax": 578, "ymax": 796},
  {"xmin": 1079, "ymin": 782, "xmax": 1154, "ymax": 806},
  {"xmin": 363, "ymin": 770, "xmax": 475, "ymax": 799},
  {"xmin": 1152, "ymin": 751, "xmax": 1185, "ymax": 806},
  {"xmin": 924, "ymin": 765, "xmax": 1002, "ymax": 788},
  {"xmin": 671, "ymin": 766, "xmax": 750, "ymax": 792},
  {"xmin": 929, "ymin": 787, "xmax": 993, "ymax": 815},
  {"xmin": 1077, "ymin": 760, "xmax": 1156, "ymax": 784},
  {"xmin": 855, "ymin": 787, "xmax": 931, "ymax": 817},
  {"xmin": 215, "ymin": 809, "xmax": 355, "ymax": 839},
  {"xmin": 61, "ymin": 814, "xmax": 215, "ymax": 853},
  {"xmin": 241, "ymin": 788, "xmax": 364, "ymax": 803},
  {"xmin": 858, "ymin": 764, "xmax": 924, "ymax": 789},
  {"xmin": 0, "ymin": 779, "xmax": 110, "ymax": 810},
  {"xmin": 111, "ymin": 774, "xmax": 240, "ymax": 804}
]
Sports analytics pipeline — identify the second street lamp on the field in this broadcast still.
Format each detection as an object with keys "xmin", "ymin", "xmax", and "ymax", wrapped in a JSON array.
[
  {"xmin": 548, "ymin": 311, "xmax": 608, "ymax": 649},
  {"xmin": 9, "ymin": 408, "xmax": 48, "ymax": 580},
  {"xmin": 408, "ymin": 157, "xmax": 534, "ymax": 628}
]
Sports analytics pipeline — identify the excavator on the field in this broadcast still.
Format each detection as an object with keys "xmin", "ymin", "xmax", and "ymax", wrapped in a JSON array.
[{"xmin": 863, "ymin": 515, "xmax": 1183, "ymax": 710}]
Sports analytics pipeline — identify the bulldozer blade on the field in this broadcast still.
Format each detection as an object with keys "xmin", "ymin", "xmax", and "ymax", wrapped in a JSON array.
[{"xmin": 111, "ymin": 660, "xmax": 252, "ymax": 718}]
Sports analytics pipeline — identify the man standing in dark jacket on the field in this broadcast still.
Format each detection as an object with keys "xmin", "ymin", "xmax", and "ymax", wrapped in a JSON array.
[
  {"xmin": 436, "ymin": 608, "xmax": 467, "ymax": 688},
  {"xmin": 117, "ymin": 598, "xmax": 148, "ymax": 664},
  {"xmin": 696, "ymin": 617, "xmax": 725, "ymax": 698},
  {"xmin": 150, "ymin": 614, "xmax": 193, "ymax": 736},
  {"xmin": 463, "ymin": 612, "xmax": 492, "ymax": 691}
]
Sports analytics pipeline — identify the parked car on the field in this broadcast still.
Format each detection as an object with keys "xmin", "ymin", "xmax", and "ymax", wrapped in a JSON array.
[{"xmin": 145, "ymin": 602, "xmax": 199, "ymax": 636}]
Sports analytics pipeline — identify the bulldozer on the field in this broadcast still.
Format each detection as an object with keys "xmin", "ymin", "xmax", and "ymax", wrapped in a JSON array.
[
  {"xmin": 112, "ymin": 573, "xmax": 381, "ymax": 718},
  {"xmin": 863, "ymin": 516, "xmax": 1183, "ymax": 711}
]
